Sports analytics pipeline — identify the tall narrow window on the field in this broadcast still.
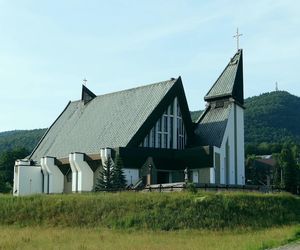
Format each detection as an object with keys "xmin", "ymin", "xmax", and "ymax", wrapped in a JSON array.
[
  {"xmin": 144, "ymin": 135, "xmax": 149, "ymax": 147},
  {"xmin": 140, "ymin": 98, "xmax": 185, "ymax": 150},
  {"xmin": 163, "ymin": 134, "xmax": 168, "ymax": 148},
  {"xmin": 158, "ymin": 134, "xmax": 162, "ymax": 148},
  {"xmin": 177, "ymin": 103, "xmax": 181, "ymax": 117},
  {"xmin": 157, "ymin": 118, "xmax": 162, "ymax": 132},
  {"xmin": 170, "ymin": 117, "xmax": 173, "ymax": 148},
  {"xmin": 169, "ymin": 102, "xmax": 174, "ymax": 115},
  {"xmin": 163, "ymin": 116, "xmax": 168, "ymax": 132},
  {"xmin": 151, "ymin": 127, "xmax": 156, "ymax": 147}
]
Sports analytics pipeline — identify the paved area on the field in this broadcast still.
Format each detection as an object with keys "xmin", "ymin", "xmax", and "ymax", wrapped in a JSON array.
[{"xmin": 270, "ymin": 241, "xmax": 300, "ymax": 250}]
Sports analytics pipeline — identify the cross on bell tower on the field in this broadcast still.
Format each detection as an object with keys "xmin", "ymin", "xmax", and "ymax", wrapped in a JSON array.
[{"xmin": 233, "ymin": 28, "xmax": 243, "ymax": 51}]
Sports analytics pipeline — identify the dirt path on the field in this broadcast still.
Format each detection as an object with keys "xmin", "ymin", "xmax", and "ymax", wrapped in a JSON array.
[{"xmin": 271, "ymin": 241, "xmax": 300, "ymax": 250}]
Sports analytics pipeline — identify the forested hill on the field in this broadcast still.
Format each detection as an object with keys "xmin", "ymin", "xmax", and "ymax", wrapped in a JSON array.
[
  {"xmin": 0, "ymin": 129, "xmax": 46, "ymax": 153},
  {"xmin": 191, "ymin": 91, "xmax": 300, "ymax": 145},
  {"xmin": 244, "ymin": 91, "xmax": 300, "ymax": 144},
  {"xmin": 0, "ymin": 91, "xmax": 299, "ymax": 154}
]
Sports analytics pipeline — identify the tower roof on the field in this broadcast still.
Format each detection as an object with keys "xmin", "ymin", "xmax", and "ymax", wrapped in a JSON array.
[{"xmin": 204, "ymin": 49, "xmax": 244, "ymax": 105}]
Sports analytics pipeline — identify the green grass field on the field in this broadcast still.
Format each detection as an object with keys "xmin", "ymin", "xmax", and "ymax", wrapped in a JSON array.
[
  {"xmin": 1, "ymin": 192, "xmax": 300, "ymax": 249},
  {"xmin": 0, "ymin": 225, "xmax": 299, "ymax": 250},
  {"xmin": 1, "ymin": 192, "xmax": 299, "ymax": 230}
]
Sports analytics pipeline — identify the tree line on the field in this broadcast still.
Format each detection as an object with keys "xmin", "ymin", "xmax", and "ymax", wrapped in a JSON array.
[
  {"xmin": 246, "ymin": 141, "xmax": 300, "ymax": 194},
  {"xmin": 0, "ymin": 147, "xmax": 29, "ymax": 193}
]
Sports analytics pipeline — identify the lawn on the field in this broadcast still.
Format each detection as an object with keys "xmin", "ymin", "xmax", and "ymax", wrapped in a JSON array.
[
  {"xmin": 1, "ymin": 192, "xmax": 299, "ymax": 230},
  {"xmin": 0, "ymin": 225, "xmax": 299, "ymax": 250}
]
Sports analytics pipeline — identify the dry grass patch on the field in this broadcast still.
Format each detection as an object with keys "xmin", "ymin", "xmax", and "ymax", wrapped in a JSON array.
[{"xmin": 0, "ymin": 225, "xmax": 299, "ymax": 250}]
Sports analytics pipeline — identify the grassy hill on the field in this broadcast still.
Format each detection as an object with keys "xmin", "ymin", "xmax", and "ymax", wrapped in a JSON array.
[
  {"xmin": 0, "ymin": 192, "xmax": 299, "ymax": 230},
  {"xmin": 191, "ymin": 91, "xmax": 300, "ymax": 145}
]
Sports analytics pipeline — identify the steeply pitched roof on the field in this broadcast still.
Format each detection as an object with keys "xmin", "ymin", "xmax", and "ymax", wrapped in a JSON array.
[
  {"xmin": 205, "ymin": 49, "xmax": 244, "ymax": 105},
  {"xmin": 81, "ymin": 85, "xmax": 96, "ymax": 104},
  {"xmin": 194, "ymin": 103, "xmax": 232, "ymax": 147},
  {"xmin": 29, "ymin": 78, "xmax": 183, "ymax": 161}
]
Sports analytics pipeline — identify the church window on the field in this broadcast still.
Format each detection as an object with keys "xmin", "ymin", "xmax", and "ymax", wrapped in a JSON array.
[
  {"xmin": 177, "ymin": 103, "xmax": 181, "ymax": 117},
  {"xmin": 141, "ymin": 97, "xmax": 186, "ymax": 150},
  {"xmin": 151, "ymin": 128, "xmax": 156, "ymax": 147},
  {"xmin": 169, "ymin": 102, "xmax": 174, "ymax": 115},
  {"xmin": 158, "ymin": 134, "xmax": 162, "ymax": 148},
  {"xmin": 157, "ymin": 118, "xmax": 162, "ymax": 132},
  {"xmin": 170, "ymin": 117, "xmax": 173, "ymax": 148},
  {"xmin": 144, "ymin": 134, "xmax": 149, "ymax": 147},
  {"xmin": 163, "ymin": 134, "xmax": 168, "ymax": 148},
  {"xmin": 163, "ymin": 116, "xmax": 168, "ymax": 132}
]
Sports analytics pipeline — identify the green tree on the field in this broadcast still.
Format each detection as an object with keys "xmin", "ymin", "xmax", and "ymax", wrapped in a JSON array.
[
  {"xmin": 278, "ymin": 143, "xmax": 298, "ymax": 193},
  {"xmin": 245, "ymin": 155, "xmax": 257, "ymax": 184},
  {"xmin": 0, "ymin": 173, "xmax": 11, "ymax": 193},
  {"xmin": 111, "ymin": 155, "xmax": 127, "ymax": 190},
  {"xmin": 94, "ymin": 157, "xmax": 114, "ymax": 191},
  {"xmin": 245, "ymin": 155, "xmax": 272, "ymax": 185},
  {"xmin": 0, "ymin": 147, "xmax": 29, "ymax": 193}
]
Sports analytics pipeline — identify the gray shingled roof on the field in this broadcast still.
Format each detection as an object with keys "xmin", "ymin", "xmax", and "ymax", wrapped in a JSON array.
[
  {"xmin": 30, "ymin": 79, "xmax": 177, "ymax": 161},
  {"xmin": 205, "ymin": 50, "xmax": 242, "ymax": 102},
  {"xmin": 194, "ymin": 103, "xmax": 232, "ymax": 147}
]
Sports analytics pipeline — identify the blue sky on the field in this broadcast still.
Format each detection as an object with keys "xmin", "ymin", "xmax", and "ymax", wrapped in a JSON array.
[{"xmin": 0, "ymin": 0, "xmax": 299, "ymax": 132}]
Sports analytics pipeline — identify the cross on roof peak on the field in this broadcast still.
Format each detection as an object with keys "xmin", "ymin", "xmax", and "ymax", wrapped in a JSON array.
[{"xmin": 233, "ymin": 28, "xmax": 243, "ymax": 51}]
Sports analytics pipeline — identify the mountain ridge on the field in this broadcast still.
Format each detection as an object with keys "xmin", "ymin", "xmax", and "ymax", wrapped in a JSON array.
[{"xmin": 0, "ymin": 91, "xmax": 299, "ymax": 154}]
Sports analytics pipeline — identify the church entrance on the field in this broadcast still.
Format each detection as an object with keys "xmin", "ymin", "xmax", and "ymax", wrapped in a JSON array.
[{"xmin": 157, "ymin": 171, "xmax": 169, "ymax": 184}]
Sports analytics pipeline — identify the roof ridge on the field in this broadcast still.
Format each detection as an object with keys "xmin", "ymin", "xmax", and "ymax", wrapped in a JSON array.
[{"xmin": 71, "ymin": 77, "xmax": 179, "ymax": 103}]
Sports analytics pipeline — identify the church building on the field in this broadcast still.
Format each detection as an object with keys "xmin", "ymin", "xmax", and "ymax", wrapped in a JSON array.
[{"xmin": 13, "ymin": 49, "xmax": 245, "ymax": 196}]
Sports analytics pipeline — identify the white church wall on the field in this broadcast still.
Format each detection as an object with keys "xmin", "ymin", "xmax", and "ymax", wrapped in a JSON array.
[
  {"xmin": 69, "ymin": 153, "xmax": 78, "ymax": 192},
  {"xmin": 123, "ymin": 168, "xmax": 139, "ymax": 186},
  {"xmin": 218, "ymin": 103, "xmax": 245, "ymax": 185},
  {"xmin": 41, "ymin": 157, "xmax": 64, "ymax": 194},
  {"xmin": 73, "ymin": 153, "xmax": 94, "ymax": 192},
  {"xmin": 192, "ymin": 169, "xmax": 199, "ymax": 183},
  {"xmin": 229, "ymin": 107, "xmax": 236, "ymax": 185},
  {"xmin": 209, "ymin": 167, "xmax": 215, "ymax": 184},
  {"xmin": 236, "ymin": 105, "xmax": 245, "ymax": 184},
  {"xmin": 13, "ymin": 160, "xmax": 26, "ymax": 196},
  {"xmin": 220, "ymin": 105, "xmax": 235, "ymax": 185},
  {"xmin": 199, "ymin": 168, "xmax": 211, "ymax": 183},
  {"xmin": 13, "ymin": 166, "xmax": 19, "ymax": 195},
  {"xmin": 213, "ymin": 146, "xmax": 222, "ymax": 184},
  {"xmin": 16, "ymin": 166, "xmax": 43, "ymax": 196},
  {"xmin": 40, "ymin": 159, "xmax": 49, "ymax": 194},
  {"xmin": 100, "ymin": 148, "xmax": 112, "ymax": 162}
]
